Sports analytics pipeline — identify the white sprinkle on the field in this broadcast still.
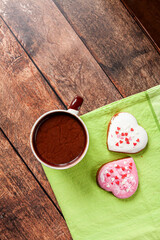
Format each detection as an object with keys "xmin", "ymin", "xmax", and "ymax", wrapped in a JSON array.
[
  {"xmin": 100, "ymin": 174, "xmax": 105, "ymax": 182},
  {"xmin": 107, "ymin": 184, "xmax": 110, "ymax": 188},
  {"xmin": 125, "ymin": 166, "xmax": 128, "ymax": 169},
  {"xmin": 122, "ymin": 179, "xmax": 127, "ymax": 185},
  {"xmin": 124, "ymin": 161, "xmax": 127, "ymax": 164},
  {"xmin": 127, "ymin": 174, "xmax": 130, "ymax": 177},
  {"xmin": 111, "ymin": 178, "xmax": 115, "ymax": 182},
  {"xmin": 130, "ymin": 176, "xmax": 134, "ymax": 180},
  {"xmin": 114, "ymin": 164, "xmax": 117, "ymax": 167},
  {"xmin": 128, "ymin": 171, "xmax": 130, "ymax": 173},
  {"xmin": 126, "ymin": 189, "xmax": 130, "ymax": 192}
]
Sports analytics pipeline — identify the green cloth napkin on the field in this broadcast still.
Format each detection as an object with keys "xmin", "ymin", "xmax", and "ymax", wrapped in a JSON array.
[{"xmin": 43, "ymin": 85, "xmax": 160, "ymax": 240}]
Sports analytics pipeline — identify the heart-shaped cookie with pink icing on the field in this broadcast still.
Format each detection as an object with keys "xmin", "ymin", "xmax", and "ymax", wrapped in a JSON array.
[
  {"xmin": 107, "ymin": 112, "xmax": 148, "ymax": 153},
  {"xmin": 97, "ymin": 157, "xmax": 138, "ymax": 199}
]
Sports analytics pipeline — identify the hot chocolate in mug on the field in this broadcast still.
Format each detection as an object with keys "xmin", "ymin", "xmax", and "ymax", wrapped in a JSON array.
[{"xmin": 30, "ymin": 96, "xmax": 89, "ymax": 169}]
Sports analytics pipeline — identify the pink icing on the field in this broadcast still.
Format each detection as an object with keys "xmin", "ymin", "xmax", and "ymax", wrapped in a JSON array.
[{"xmin": 97, "ymin": 157, "xmax": 138, "ymax": 199}]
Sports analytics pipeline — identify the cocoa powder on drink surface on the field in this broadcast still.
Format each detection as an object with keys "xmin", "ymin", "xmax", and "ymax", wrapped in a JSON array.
[{"xmin": 33, "ymin": 112, "xmax": 86, "ymax": 166}]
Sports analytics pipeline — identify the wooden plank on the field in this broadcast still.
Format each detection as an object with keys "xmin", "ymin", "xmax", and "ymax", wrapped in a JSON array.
[
  {"xmin": 0, "ymin": 131, "xmax": 72, "ymax": 240},
  {"xmin": 121, "ymin": 0, "xmax": 160, "ymax": 52},
  {"xmin": 0, "ymin": 19, "xmax": 64, "ymax": 206},
  {"xmin": 0, "ymin": 0, "xmax": 122, "ymax": 112},
  {"xmin": 52, "ymin": 0, "xmax": 160, "ymax": 96}
]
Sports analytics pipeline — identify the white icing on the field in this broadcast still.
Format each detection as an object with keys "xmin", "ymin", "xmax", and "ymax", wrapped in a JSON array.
[
  {"xmin": 108, "ymin": 113, "xmax": 148, "ymax": 153},
  {"xmin": 119, "ymin": 144, "xmax": 123, "ymax": 148}
]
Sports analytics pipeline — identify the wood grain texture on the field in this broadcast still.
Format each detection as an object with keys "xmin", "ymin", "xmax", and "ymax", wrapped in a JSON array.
[
  {"xmin": 0, "ymin": 0, "xmax": 122, "ymax": 114},
  {"xmin": 121, "ymin": 0, "xmax": 160, "ymax": 52},
  {"xmin": 52, "ymin": 0, "xmax": 160, "ymax": 96},
  {"xmin": 0, "ymin": 19, "xmax": 64, "ymax": 207},
  {"xmin": 0, "ymin": 131, "xmax": 72, "ymax": 240}
]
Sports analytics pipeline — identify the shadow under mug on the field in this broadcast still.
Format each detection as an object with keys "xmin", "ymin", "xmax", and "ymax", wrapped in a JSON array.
[{"xmin": 30, "ymin": 96, "xmax": 89, "ymax": 169}]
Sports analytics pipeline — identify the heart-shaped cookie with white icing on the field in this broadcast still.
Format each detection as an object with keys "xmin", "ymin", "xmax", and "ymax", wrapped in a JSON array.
[
  {"xmin": 107, "ymin": 112, "xmax": 148, "ymax": 153},
  {"xmin": 97, "ymin": 157, "xmax": 138, "ymax": 199}
]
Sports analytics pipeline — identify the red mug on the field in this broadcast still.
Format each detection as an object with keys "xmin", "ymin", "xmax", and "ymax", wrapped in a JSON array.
[{"xmin": 30, "ymin": 96, "xmax": 89, "ymax": 169}]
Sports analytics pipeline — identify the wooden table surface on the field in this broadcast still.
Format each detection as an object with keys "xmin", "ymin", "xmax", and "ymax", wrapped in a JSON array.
[{"xmin": 1, "ymin": 0, "xmax": 160, "ymax": 239}]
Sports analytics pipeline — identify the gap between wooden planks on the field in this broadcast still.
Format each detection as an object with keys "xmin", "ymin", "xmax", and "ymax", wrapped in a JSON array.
[{"xmin": 0, "ymin": 130, "xmax": 72, "ymax": 240}]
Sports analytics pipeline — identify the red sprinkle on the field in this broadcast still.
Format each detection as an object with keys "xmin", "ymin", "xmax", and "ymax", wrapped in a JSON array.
[
  {"xmin": 115, "ymin": 131, "xmax": 119, "ymax": 135},
  {"xmin": 120, "ymin": 140, "xmax": 123, "ymax": 144},
  {"xmin": 122, "ymin": 174, "xmax": 127, "ymax": 179},
  {"xmin": 107, "ymin": 173, "xmax": 111, "ymax": 177},
  {"xmin": 133, "ymin": 143, "xmax": 137, "ymax": 146},
  {"xmin": 117, "ymin": 127, "xmax": 121, "ymax": 130},
  {"xmin": 125, "ymin": 138, "xmax": 129, "ymax": 141},
  {"xmin": 125, "ymin": 133, "xmax": 128, "ymax": 136},
  {"xmin": 126, "ymin": 141, "xmax": 130, "ymax": 144},
  {"xmin": 129, "ymin": 163, "xmax": 133, "ymax": 166},
  {"xmin": 122, "ymin": 167, "xmax": 125, "ymax": 171},
  {"xmin": 116, "ymin": 165, "xmax": 120, "ymax": 169},
  {"xmin": 116, "ymin": 143, "xmax": 119, "ymax": 146},
  {"xmin": 116, "ymin": 181, "xmax": 119, "ymax": 185},
  {"xmin": 129, "ymin": 166, "xmax": 132, "ymax": 170},
  {"xmin": 136, "ymin": 139, "xmax": 140, "ymax": 142},
  {"xmin": 111, "ymin": 182, "xmax": 113, "ymax": 185},
  {"xmin": 131, "ymin": 128, "xmax": 134, "ymax": 131},
  {"xmin": 115, "ymin": 176, "xmax": 118, "ymax": 179},
  {"xmin": 110, "ymin": 169, "xmax": 114, "ymax": 173},
  {"xmin": 121, "ymin": 133, "xmax": 125, "ymax": 136}
]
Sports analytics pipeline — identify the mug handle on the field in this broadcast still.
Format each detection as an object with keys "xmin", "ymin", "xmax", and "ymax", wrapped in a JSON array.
[{"xmin": 67, "ymin": 96, "xmax": 83, "ymax": 115}]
